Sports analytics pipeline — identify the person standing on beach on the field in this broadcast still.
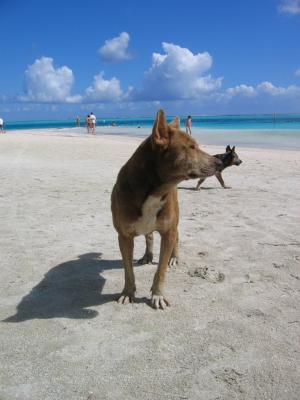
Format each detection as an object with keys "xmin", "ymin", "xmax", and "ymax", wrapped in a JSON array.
[
  {"xmin": 76, "ymin": 116, "xmax": 80, "ymax": 127},
  {"xmin": 90, "ymin": 112, "xmax": 96, "ymax": 134},
  {"xmin": 0, "ymin": 117, "xmax": 4, "ymax": 133},
  {"xmin": 85, "ymin": 114, "xmax": 91, "ymax": 133},
  {"xmin": 185, "ymin": 115, "xmax": 192, "ymax": 135}
]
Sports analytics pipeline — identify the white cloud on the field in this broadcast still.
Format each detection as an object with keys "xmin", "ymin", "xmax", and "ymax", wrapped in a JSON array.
[
  {"xmin": 225, "ymin": 84, "xmax": 257, "ymax": 98},
  {"xmin": 295, "ymin": 68, "xmax": 300, "ymax": 77},
  {"xmin": 219, "ymin": 81, "xmax": 300, "ymax": 103},
  {"xmin": 257, "ymin": 81, "xmax": 300, "ymax": 97},
  {"xmin": 20, "ymin": 57, "xmax": 81, "ymax": 103},
  {"xmin": 257, "ymin": 81, "xmax": 286, "ymax": 95},
  {"xmin": 84, "ymin": 72, "xmax": 123, "ymax": 102},
  {"xmin": 278, "ymin": 0, "xmax": 300, "ymax": 14},
  {"xmin": 98, "ymin": 32, "xmax": 132, "ymax": 63},
  {"xmin": 137, "ymin": 42, "xmax": 222, "ymax": 101}
]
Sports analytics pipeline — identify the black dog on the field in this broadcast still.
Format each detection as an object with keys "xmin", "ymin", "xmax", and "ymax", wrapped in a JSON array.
[{"xmin": 195, "ymin": 145, "xmax": 242, "ymax": 190}]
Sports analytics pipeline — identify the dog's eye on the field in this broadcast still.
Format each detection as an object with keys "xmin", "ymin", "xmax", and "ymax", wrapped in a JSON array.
[{"xmin": 190, "ymin": 144, "xmax": 196, "ymax": 150}]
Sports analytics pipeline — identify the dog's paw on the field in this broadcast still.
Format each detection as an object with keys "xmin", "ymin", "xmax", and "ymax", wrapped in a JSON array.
[
  {"xmin": 137, "ymin": 253, "xmax": 153, "ymax": 265},
  {"xmin": 224, "ymin": 186, "xmax": 231, "ymax": 189},
  {"xmin": 117, "ymin": 292, "xmax": 135, "ymax": 305},
  {"xmin": 151, "ymin": 294, "xmax": 170, "ymax": 310},
  {"xmin": 168, "ymin": 256, "xmax": 179, "ymax": 268}
]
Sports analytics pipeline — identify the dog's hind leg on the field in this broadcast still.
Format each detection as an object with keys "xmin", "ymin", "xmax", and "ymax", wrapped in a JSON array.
[
  {"xmin": 137, "ymin": 233, "xmax": 154, "ymax": 265},
  {"xmin": 215, "ymin": 171, "xmax": 230, "ymax": 189},
  {"xmin": 168, "ymin": 229, "xmax": 179, "ymax": 267},
  {"xmin": 117, "ymin": 234, "xmax": 136, "ymax": 304},
  {"xmin": 196, "ymin": 178, "xmax": 205, "ymax": 190},
  {"xmin": 151, "ymin": 228, "xmax": 177, "ymax": 309}
]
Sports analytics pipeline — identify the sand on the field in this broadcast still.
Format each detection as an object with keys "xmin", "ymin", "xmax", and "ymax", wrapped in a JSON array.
[{"xmin": 0, "ymin": 130, "xmax": 300, "ymax": 400}]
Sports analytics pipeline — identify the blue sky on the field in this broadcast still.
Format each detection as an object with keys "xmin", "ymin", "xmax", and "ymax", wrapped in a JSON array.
[{"xmin": 0, "ymin": 0, "xmax": 300, "ymax": 120}]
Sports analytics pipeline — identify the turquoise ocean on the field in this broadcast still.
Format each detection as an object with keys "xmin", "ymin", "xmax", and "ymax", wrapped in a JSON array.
[
  {"xmin": 3, "ymin": 114, "xmax": 300, "ymax": 150},
  {"xmin": 5, "ymin": 114, "xmax": 300, "ymax": 131}
]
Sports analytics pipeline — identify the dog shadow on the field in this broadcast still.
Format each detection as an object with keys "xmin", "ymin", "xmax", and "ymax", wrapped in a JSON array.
[
  {"xmin": 3, "ymin": 252, "xmax": 146, "ymax": 323},
  {"xmin": 178, "ymin": 186, "xmax": 220, "ymax": 191}
]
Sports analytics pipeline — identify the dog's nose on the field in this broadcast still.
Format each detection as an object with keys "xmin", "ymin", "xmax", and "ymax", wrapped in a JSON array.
[{"xmin": 238, "ymin": 160, "xmax": 242, "ymax": 165}]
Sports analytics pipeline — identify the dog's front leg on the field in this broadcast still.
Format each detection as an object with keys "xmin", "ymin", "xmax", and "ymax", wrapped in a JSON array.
[
  {"xmin": 215, "ymin": 172, "xmax": 230, "ymax": 189},
  {"xmin": 118, "ymin": 234, "xmax": 136, "ymax": 304},
  {"xmin": 215, "ymin": 172, "xmax": 225, "ymax": 188},
  {"xmin": 151, "ymin": 229, "xmax": 176, "ymax": 309}
]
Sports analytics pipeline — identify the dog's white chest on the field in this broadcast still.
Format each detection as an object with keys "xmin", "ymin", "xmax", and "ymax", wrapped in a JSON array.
[{"xmin": 133, "ymin": 195, "xmax": 165, "ymax": 235}]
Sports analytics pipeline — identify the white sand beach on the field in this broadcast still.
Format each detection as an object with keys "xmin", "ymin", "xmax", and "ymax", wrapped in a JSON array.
[{"xmin": 1, "ymin": 129, "xmax": 300, "ymax": 400}]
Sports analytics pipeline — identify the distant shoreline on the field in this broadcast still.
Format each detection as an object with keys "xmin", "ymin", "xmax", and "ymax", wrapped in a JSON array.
[{"xmin": 3, "ymin": 127, "xmax": 300, "ymax": 151}]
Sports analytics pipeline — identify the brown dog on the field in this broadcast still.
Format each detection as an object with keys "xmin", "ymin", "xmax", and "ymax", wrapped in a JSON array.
[{"xmin": 111, "ymin": 110, "xmax": 221, "ymax": 309}]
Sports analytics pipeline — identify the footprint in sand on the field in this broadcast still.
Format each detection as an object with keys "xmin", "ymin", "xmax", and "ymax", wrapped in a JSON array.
[
  {"xmin": 188, "ymin": 266, "xmax": 225, "ymax": 283},
  {"xmin": 212, "ymin": 368, "xmax": 244, "ymax": 394},
  {"xmin": 197, "ymin": 251, "xmax": 208, "ymax": 257},
  {"xmin": 272, "ymin": 263, "xmax": 285, "ymax": 269},
  {"xmin": 245, "ymin": 309, "xmax": 265, "ymax": 318}
]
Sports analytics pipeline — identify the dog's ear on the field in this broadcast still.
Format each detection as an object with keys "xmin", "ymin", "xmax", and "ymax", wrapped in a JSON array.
[
  {"xmin": 169, "ymin": 116, "xmax": 180, "ymax": 129},
  {"xmin": 232, "ymin": 146, "xmax": 235, "ymax": 152},
  {"xmin": 226, "ymin": 145, "xmax": 231, "ymax": 152},
  {"xmin": 152, "ymin": 109, "xmax": 169, "ymax": 147}
]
